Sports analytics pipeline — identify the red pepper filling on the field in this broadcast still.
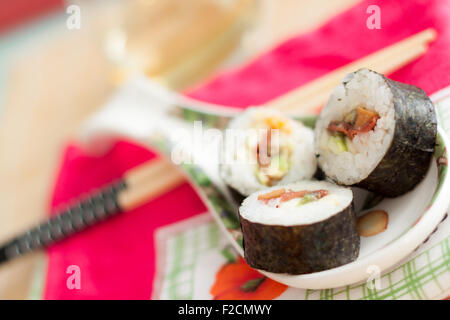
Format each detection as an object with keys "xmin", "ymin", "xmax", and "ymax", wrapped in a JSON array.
[
  {"xmin": 327, "ymin": 107, "xmax": 380, "ymax": 139},
  {"xmin": 258, "ymin": 189, "xmax": 328, "ymax": 204}
]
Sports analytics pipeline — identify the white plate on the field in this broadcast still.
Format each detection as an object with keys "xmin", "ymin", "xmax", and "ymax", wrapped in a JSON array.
[
  {"xmin": 182, "ymin": 126, "xmax": 449, "ymax": 289},
  {"xmin": 79, "ymin": 77, "xmax": 450, "ymax": 289}
]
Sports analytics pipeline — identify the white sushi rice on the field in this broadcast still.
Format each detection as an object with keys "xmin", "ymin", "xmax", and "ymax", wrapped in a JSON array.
[
  {"xmin": 220, "ymin": 108, "xmax": 317, "ymax": 196},
  {"xmin": 240, "ymin": 181, "xmax": 353, "ymax": 226},
  {"xmin": 315, "ymin": 68, "xmax": 395, "ymax": 185}
]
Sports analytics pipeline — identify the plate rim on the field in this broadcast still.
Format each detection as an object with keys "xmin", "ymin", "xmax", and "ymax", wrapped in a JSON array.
[{"xmin": 257, "ymin": 126, "xmax": 450, "ymax": 288}]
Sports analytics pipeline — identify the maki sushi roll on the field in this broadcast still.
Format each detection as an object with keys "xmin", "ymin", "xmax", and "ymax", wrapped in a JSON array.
[
  {"xmin": 239, "ymin": 181, "xmax": 359, "ymax": 274},
  {"xmin": 220, "ymin": 108, "xmax": 316, "ymax": 196},
  {"xmin": 315, "ymin": 68, "xmax": 437, "ymax": 197}
]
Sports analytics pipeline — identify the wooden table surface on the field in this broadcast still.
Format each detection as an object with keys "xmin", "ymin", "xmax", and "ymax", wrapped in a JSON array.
[{"xmin": 0, "ymin": 0, "xmax": 359, "ymax": 299}]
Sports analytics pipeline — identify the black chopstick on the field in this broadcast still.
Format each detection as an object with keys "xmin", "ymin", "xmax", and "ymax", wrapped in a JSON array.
[{"xmin": 0, "ymin": 180, "xmax": 126, "ymax": 265}]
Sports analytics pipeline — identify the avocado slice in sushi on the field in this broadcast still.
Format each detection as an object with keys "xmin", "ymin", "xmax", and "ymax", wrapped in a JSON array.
[
  {"xmin": 239, "ymin": 181, "xmax": 360, "ymax": 275},
  {"xmin": 315, "ymin": 68, "xmax": 437, "ymax": 197}
]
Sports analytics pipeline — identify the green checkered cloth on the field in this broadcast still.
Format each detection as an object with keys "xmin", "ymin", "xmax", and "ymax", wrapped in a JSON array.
[{"xmin": 151, "ymin": 216, "xmax": 449, "ymax": 300}]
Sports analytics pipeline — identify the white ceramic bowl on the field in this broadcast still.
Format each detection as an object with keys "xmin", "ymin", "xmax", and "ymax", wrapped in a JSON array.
[{"xmin": 79, "ymin": 77, "xmax": 450, "ymax": 289}]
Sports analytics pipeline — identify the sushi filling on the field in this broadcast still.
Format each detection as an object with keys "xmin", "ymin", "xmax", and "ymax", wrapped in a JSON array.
[
  {"xmin": 257, "ymin": 188, "xmax": 328, "ymax": 207},
  {"xmin": 241, "ymin": 181, "xmax": 353, "ymax": 226},
  {"xmin": 249, "ymin": 116, "xmax": 293, "ymax": 186},
  {"xmin": 222, "ymin": 108, "xmax": 317, "ymax": 196},
  {"xmin": 327, "ymin": 106, "xmax": 380, "ymax": 155}
]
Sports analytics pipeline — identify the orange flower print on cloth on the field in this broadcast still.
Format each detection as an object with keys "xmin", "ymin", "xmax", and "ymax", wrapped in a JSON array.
[{"xmin": 210, "ymin": 255, "xmax": 287, "ymax": 300}]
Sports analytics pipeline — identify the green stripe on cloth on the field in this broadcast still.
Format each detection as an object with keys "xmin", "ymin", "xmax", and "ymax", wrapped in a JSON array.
[
  {"xmin": 167, "ymin": 233, "xmax": 187, "ymax": 299},
  {"xmin": 372, "ymin": 237, "xmax": 449, "ymax": 300},
  {"xmin": 162, "ymin": 221, "xmax": 222, "ymax": 299},
  {"xmin": 304, "ymin": 237, "xmax": 449, "ymax": 300}
]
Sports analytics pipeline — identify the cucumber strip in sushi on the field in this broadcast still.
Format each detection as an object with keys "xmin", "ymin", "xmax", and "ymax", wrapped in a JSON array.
[
  {"xmin": 315, "ymin": 68, "xmax": 437, "ymax": 197},
  {"xmin": 220, "ymin": 108, "xmax": 316, "ymax": 196},
  {"xmin": 239, "ymin": 181, "xmax": 359, "ymax": 274}
]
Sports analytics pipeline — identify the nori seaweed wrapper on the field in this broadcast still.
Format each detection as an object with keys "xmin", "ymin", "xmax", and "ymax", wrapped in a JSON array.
[
  {"xmin": 313, "ymin": 166, "xmax": 326, "ymax": 181},
  {"xmin": 239, "ymin": 204, "xmax": 360, "ymax": 274},
  {"xmin": 356, "ymin": 73, "xmax": 437, "ymax": 197}
]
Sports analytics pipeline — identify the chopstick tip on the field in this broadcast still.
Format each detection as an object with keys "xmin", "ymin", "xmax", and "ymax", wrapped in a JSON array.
[{"xmin": 425, "ymin": 28, "xmax": 438, "ymax": 42}]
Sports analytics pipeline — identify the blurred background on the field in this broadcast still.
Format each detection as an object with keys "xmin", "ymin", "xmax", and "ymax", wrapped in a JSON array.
[{"xmin": 0, "ymin": 0, "xmax": 361, "ymax": 298}]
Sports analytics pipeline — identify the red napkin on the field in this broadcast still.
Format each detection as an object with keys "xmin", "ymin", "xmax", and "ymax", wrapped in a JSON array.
[
  {"xmin": 188, "ymin": 0, "xmax": 450, "ymax": 106},
  {"xmin": 44, "ymin": 0, "xmax": 450, "ymax": 299},
  {"xmin": 45, "ymin": 142, "xmax": 207, "ymax": 299},
  {"xmin": 0, "ymin": 0, "xmax": 63, "ymax": 33}
]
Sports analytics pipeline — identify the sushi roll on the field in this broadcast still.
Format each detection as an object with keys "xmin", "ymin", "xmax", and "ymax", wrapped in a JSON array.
[
  {"xmin": 315, "ymin": 68, "xmax": 437, "ymax": 197},
  {"xmin": 220, "ymin": 108, "xmax": 316, "ymax": 196},
  {"xmin": 239, "ymin": 181, "xmax": 359, "ymax": 274}
]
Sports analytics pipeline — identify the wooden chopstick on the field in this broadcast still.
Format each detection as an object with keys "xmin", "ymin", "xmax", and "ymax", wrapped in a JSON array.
[
  {"xmin": 120, "ymin": 28, "xmax": 437, "ymax": 208},
  {"xmin": 118, "ymin": 158, "xmax": 185, "ymax": 211},
  {"xmin": 280, "ymin": 43, "xmax": 430, "ymax": 115},
  {"xmin": 266, "ymin": 28, "xmax": 436, "ymax": 114}
]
